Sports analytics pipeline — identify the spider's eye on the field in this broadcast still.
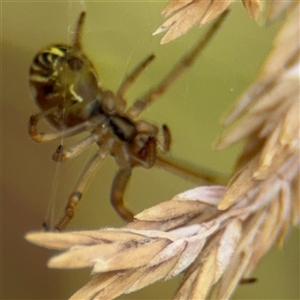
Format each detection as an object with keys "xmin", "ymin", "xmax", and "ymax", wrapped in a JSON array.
[{"xmin": 67, "ymin": 56, "xmax": 83, "ymax": 71}]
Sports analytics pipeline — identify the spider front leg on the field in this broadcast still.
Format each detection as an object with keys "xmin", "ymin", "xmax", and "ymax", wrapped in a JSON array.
[
  {"xmin": 111, "ymin": 135, "xmax": 157, "ymax": 222},
  {"xmin": 110, "ymin": 166, "xmax": 134, "ymax": 222}
]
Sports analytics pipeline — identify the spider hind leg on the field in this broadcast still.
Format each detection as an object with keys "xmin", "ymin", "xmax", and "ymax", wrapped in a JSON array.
[{"xmin": 55, "ymin": 149, "xmax": 108, "ymax": 231}]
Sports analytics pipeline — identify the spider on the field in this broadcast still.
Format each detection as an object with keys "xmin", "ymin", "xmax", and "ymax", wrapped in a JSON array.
[{"xmin": 29, "ymin": 11, "xmax": 228, "ymax": 231}]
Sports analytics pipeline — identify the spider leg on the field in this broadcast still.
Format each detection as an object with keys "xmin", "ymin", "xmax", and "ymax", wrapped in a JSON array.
[
  {"xmin": 155, "ymin": 153, "xmax": 229, "ymax": 185},
  {"xmin": 110, "ymin": 134, "xmax": 158, "ymax": 222},
  {"xmin": 30, "ymin": 106, "xmax": 66, "ymax": 141},
  {"xmin": 55, "ymin": 148, "xmax": 108, "ymax": 231},
  {"xmin": 52, "ymin": 131, "xmax": 103, "ymax": 162},
  {"xmin": 73, "ymin": 11, "xmax": 86, "ymax": 50},
  {"xmin": 110, "ymin": 166, "xmax": 134, "ymax": 222},
  {"xmin": 117, "ymin": 54, "xmax": 155, "ymax": 98},
  {"xmin": 112, "ymin": 141, "xmax": 157, "ymax": 220},
  {"xmin": 29, "ymin": 112, "xmax": 105, "ymax": 143},
  {"xmin": 126, "ymin": 10, "xmax": 229, "ymax": 119}
]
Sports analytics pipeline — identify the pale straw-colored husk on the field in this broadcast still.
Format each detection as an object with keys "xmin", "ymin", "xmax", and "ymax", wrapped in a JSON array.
[{"xmin": 154, "ymin": 0, "xmax": 297, "ymax": 44}]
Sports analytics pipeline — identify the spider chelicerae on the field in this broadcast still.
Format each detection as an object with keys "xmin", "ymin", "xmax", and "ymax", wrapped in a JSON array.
[{"xmin": 29, "ymin": 11, "xmax": 228, "ymax": 231}]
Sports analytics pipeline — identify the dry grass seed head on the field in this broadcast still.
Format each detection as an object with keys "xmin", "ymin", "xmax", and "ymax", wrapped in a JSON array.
[
  {"xmin": 25, "ymin": 3, "xmax": 299, "ymax": 300},
  {"xmin": 155, "ymin": 0, "xmax": 262, "ymax": 44}
]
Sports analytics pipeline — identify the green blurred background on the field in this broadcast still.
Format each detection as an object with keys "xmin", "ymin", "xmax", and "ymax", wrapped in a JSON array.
[{"xmin": 2, "ymin": 1, "xmax": 299, "ymax": 299}]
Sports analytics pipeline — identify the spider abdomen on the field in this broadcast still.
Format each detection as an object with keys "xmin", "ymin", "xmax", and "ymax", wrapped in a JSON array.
[{"xmin": 29, "ymin": 43, "xmax": 101, "ymax": 129}]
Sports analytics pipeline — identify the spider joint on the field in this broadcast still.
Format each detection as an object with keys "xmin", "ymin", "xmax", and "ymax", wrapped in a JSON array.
[{"xmin": 52, "ymin": 145, "xmax": 66, "ymax": 161}]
